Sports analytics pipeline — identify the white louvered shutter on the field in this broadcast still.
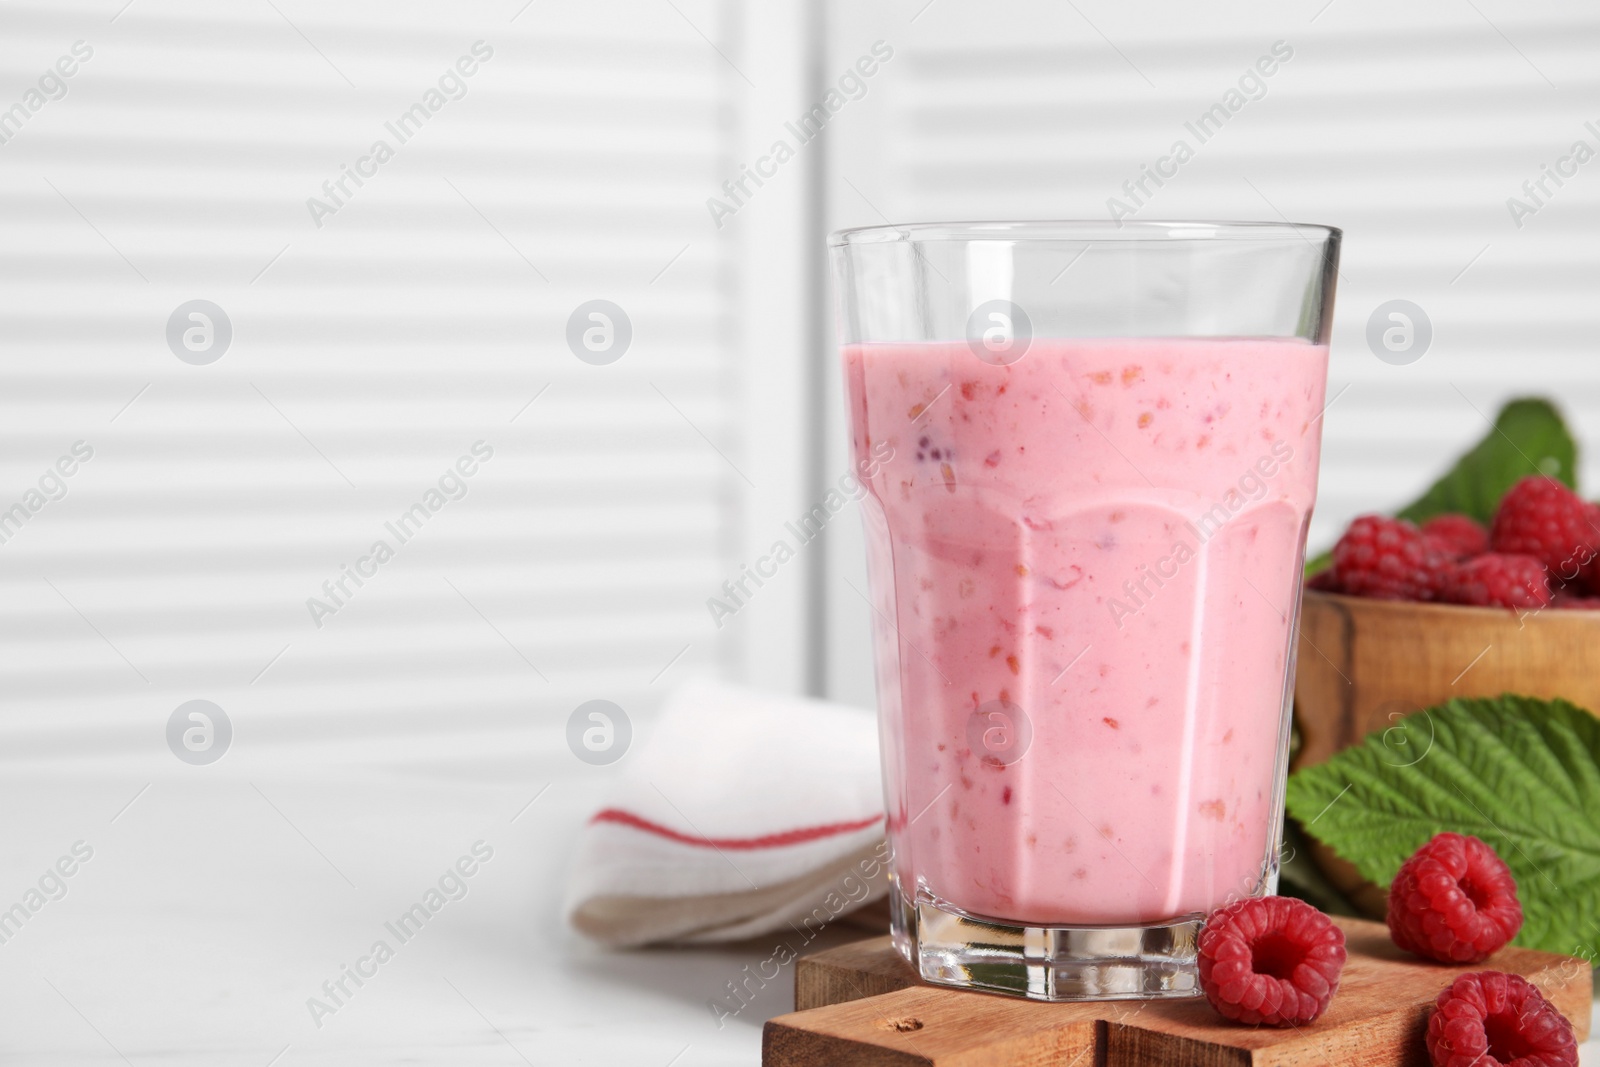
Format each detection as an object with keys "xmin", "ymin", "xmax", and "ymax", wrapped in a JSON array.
[{"xmin": 0, "ymin": 0, "xmax": 815, "ymax": 768}]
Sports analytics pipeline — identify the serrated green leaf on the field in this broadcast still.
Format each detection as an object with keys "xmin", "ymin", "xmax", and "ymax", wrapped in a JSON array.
[
  {"xmin": 1286, "ymin": 695, "xmax": 1600, "ymax": 958},
  {"xmin": 1305, "ymin": 398, "xmax": 1576, "ymax": 576},
  {"xmin": 1278, "ymin": 819, "xmax": 1361, "ymax": 917},
  {"xmin": 1397, "ymin": 398, "xmax": 1576, "ymax": 524}
]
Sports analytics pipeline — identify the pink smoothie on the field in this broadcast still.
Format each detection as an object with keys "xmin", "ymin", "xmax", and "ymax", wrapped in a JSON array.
[{"xmin": 844, "ymin": 337, "xmax": 1327, "ymax": 926}]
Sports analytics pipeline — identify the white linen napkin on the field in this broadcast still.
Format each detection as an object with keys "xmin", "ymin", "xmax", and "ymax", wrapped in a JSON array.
[{"xmin": 565, "ymin": 676, "xmax": 890, "ymax": 946}]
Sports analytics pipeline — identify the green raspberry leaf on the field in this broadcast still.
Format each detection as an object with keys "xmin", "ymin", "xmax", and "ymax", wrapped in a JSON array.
[
  {"xmin": 1305, "ymin": 397, "xmax": 1576, "ymax": 576},
  {"xmin": 1396, "ymin": 397, "xmax": 1576, "ymax": 525},
  {"xmin": 1286, "ymin": 694, "xmax": 1600, "ymax": 958}
]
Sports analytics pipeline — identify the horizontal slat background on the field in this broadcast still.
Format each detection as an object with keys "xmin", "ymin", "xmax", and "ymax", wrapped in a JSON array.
[
  {"xmin": 0, "ymin": 0, "xmax": 769, "ymax": 766},
  {"xmin": 10, "ymin": 0, "xmax": 1599, "ymax": 747}
]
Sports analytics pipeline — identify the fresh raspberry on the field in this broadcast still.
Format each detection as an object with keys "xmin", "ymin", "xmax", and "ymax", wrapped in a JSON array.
[
  {"xmin": 1388, "ymin": 832, "xmax": 1523, "ymax": 963},
  {"xmin": 1438, "ymin": 553, "xmax": 1552, "ymax": 610},
  {"xmin": 1551, "ymin": 590, "xmax": 1600, "ymax": 610},
  {"xmin": 1426, "ymin": 971, "xmax": 1577, "ymax": 1067},
  {"xmin": 1582, "ymin": 502, "xmax": 1600, "ymax": 592},
  {"xmin": 1329, "ymin": 515, "xmax": 1444, "ymax": 601},
  {"xmin": 1305, "ymin": 567, "xmax": 1338, "ymax": 592},
  {"xmin": 1421, "ymin": 514, "xmax": 1489, "ymax": 560},
  {"xmin": 1490, "ymin": 476, "xmax": 1600, "ymax": 586},
  {"xmin": 1197, "ymin": 896, "xmax": 1346, "ymax": 1027}
]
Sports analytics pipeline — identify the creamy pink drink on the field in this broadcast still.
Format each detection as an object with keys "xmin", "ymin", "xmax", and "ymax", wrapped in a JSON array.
[{"xmin": 845, "ymin": 337, "xmax": 1328, "ymax": 927}]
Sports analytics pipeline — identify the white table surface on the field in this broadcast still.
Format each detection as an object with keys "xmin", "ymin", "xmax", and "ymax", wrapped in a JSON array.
[{"xmin": 2, "ymin": 749, "xmax": 1596, "ymax": 1066}]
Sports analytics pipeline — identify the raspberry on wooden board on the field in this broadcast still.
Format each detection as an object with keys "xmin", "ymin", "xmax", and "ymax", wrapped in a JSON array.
[
  {"xmin": 1388, "ymin": 832, "xmax": 1523, "ymax": 964},
  {"xmin": 1426, "ymin": 971, "xmax": 1577, "ymax": 1067},
  {"xmin": 1197, "ymin": 896, "xmax": 1347, "ymax": 1027}
]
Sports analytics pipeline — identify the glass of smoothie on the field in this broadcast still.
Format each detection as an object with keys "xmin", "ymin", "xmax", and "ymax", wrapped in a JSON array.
[{"xmin": 831, "ymin": 221, "xmax": 1339, "ymax": 1000}]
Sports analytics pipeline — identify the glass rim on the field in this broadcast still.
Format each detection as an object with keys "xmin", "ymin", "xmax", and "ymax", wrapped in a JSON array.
[{"xmin": 829, "ymin": 219, "xmax": 1341, "ymax": 247}]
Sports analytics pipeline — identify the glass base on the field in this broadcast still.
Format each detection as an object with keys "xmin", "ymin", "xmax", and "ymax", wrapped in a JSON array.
[{"xmin": 892, "ymin": 885, "xmax": 1203, "ymax": 1002}]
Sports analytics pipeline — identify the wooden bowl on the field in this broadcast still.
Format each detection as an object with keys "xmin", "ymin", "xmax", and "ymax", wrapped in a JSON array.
[{"xmin": 1292, "ymin": 588, "xmax": 1600, "ymax": 914}]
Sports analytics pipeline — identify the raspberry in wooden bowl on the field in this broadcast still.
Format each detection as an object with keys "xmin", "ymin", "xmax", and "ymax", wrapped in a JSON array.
[
  {"xmin": 1291, "ymin": 587, "xmax": 1600, "ymax": 914},
  {"xmin": 1288, "ymin": 397, "xmax": 1600, "ymax": 914}
]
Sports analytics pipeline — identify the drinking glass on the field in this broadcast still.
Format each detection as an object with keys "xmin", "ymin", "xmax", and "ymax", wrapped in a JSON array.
[{"xmin": 831, "ymin": 220, "xmax": 1340, "ymax": 1000}]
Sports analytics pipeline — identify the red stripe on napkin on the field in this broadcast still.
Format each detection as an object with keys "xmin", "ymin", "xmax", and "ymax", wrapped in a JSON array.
[{"xmin": 589, "ymin": 808, "xmax": 883, "ymax": 851}]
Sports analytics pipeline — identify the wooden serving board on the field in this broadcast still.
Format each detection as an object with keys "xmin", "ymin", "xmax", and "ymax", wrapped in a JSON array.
[{"xmin": 762, "ymin": 917, "xmax": 1592, "ymax": 1066}]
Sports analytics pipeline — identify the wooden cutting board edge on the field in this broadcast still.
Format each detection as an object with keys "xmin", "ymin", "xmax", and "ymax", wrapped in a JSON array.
[{"xmin": 764, "ymin": 917, "xmax": 1593, "ymax": 1067}]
